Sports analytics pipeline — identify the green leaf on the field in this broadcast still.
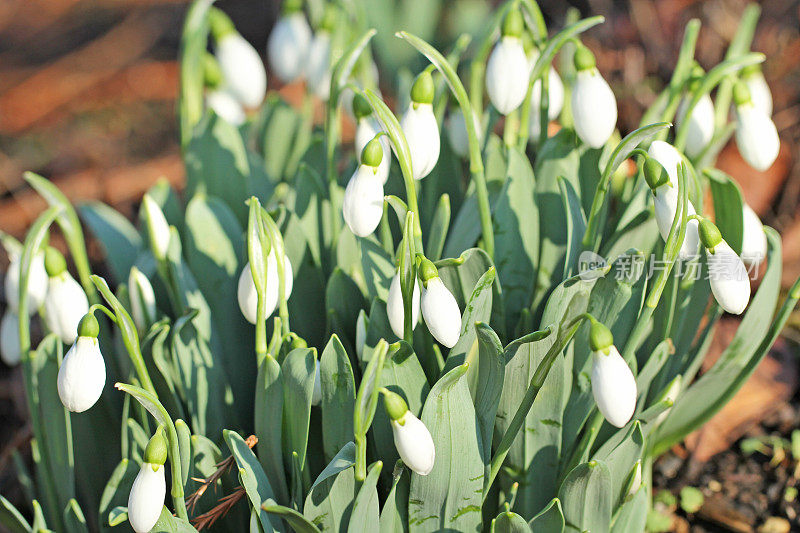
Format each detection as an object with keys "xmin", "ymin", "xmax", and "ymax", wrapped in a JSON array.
[
  {"xmin": 320, "ymin": 335, "xmax": 357, "ymax": 462},
  {"xmin": 592, "ymin": 422, "xmax": 645, "ymax": 507},
  {"xmin": 0, "ymin": 494, "xmax": 31, "ymax": 533},
  {"xmin": 380, "ymin": 466, "xmax": 409, "ymax": 533},
  {"xmin": 558, "ymin": 177, "xmax": 586, "ymax": 278},
  {"xmin": 326, "ymin": 268, "xmax": 366, "ymax": 345},
  {"xmin": 610, "ymin": 488, "xmax": 647, "ymax": 533},
  {"xmin": 425, "ymin": 194, "xmax": 451, "ymax": 262},
  {"xmin": 491, "ymin": 511, "xmax": 531, "ymax": 532},
  {"xmin": 304, "ymin": 443, "xmax": 357, "ymax": 532},
  {"xmin": 558, "ymin": 460, "xmax": 612, "ymax": 533},
  {"xmin": 178, "ymin": 0, "xmax": 212, "ymax": 147},
  {"xmin": 108, "ymin": 507, "xmax": 127, "ymax": 527},
  {"xmin": 257, "ymin": 95, "xmax": 307, "ymax": 181},
  {"xmin": 528, "ymin": 498, "xmax": 564, "ymax": 532},
  {"xmin": 603, "ymin": 122, "xmax": 671, "ymax": 180},
  {"xmin": 255, "ymin": 354, "xmax": 289, "ymax": 505},
  {"xmin": 98, "ymin": 459, "xmax": 137, "ymax": 533},
  {"xmin": 443, "ymin": 266, "xmax": 495, "ymax": 375},
  {"xmin": 262, "ymin": 501, "xmax": 321, "ymax": 533},
  {"xmin": 360, "ymin": 236, "xmax": 396, "ymax": 303},
  {"xmin": 175, "ymin": 420, "xmax": 191, "ymax": 487},
  {"xmin": 281, "ymin": 347, "xmax": 317, "ymax": 474},
  {"xmin": 63, "ymin": 499, "xmax": 88, "ymax": 533},
  {"xmin": 705, "ymin": 169, "xmax": 744, "ymax": 254},
  {"xmin": 150, "ymin": 506, "xmax": 198, "ymax": 532},
  {"xmin": 408, "ymin": 364, "xmax": 483, "ymax": 532},
  {"xmin": 224, "ymin": 430, "xmax": 280, "ymax": 532},
  {"xmin": 79, "ymin": 201, "xmax": 142, "ymax": 282},
  {"xmin": 471, "ymin": 323, "xmax": 505, "ymax": 465},
  {"xmin": 349, "ymin": 461, "xmax": 383, "ymax": 531}
]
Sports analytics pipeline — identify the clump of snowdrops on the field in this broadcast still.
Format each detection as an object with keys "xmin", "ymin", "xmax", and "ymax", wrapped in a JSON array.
[{"xmin": 1, "ymin": 1, "xmax": 798, "ymax": 532}]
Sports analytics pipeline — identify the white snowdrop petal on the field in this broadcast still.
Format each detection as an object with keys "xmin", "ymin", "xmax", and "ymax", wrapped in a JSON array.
[
  {"xmin": 387, "ymin": 273, "xmax": 421, "ymax": 339},
  {"xmin": 591, "ymin": 345, "xmax": 637, "ymax": 428},
  {"xmin": 306, "ymin": 32, "xmax": 332, "ymax": 100},
  {"xmin": 735, "ymin": 104, "xmax": 779, "ymax": 172},
  {"xmin": 421, "ymin": 278, "xmax": 461, "ymax": 348},
  {"xmin": 677, "ymin": 94, "xmax": 715, "ymax": 158},
  {"xmin": 57, "ymin": 336, "xmax": 106, "ymax": 413},
  {"xmin": 486, "ymin": 37, "xmax": 529, "ymax": 115},
  {"xmin": 355, "ymin": 118, "xmax": 390, "ymax": 184},
  {"xmin": 44, "ymin": 273, "xmax": 89, "ymax": 345},
  {"xmin": 4, "ymin": 252, "xmax": 48, "ymax": 314},
  {"xmin": 268, "ymin": 13, "xmax": 312, "ymax": 83},
  {"xmin": 400, "ymin": 103, "xmax": 440, "ymax": 180},
  {"xmin": 128, "ymin": 463, "xmax": 167, "ymax": 533},
  {"xmin": 745, "ymin": 71, "xmax": 772, "ymax": 116},
  {"xmin": 216, "ymin": 34, "xmax": 267, "ymax": 108},
  {"xmin": 527, "ymin": 67, "xmax": 564, "ymax": 140},
  {"xmin": 206, "ymin": 89, "xmax": 246, "ymax": 125},
  {"xmin": 342, "ymin": 166, "xmax": 385, "ymax": 237},
  {"xmin": 391, "ymin": 412, "xmax": 435, "ymax": 475},
  {"xmin": 237, "ymin": 253, "xmax": 294, "ymax": 325},
  {"xmin": 652, "ymin": 187, "xmax": 700, "ymax": 260},
  {"xmin": 571, "ymin": 69, "xmax": 617, "ymax": 148},
  {"xmin": 0, "ymin": 311, "xmax": 21, "ymax": 366},
  {"xmin": 740, "ymin": 204, "xmax": 768, "ymax": 268},
  {"xmin": 129, "ymin": 268, "xmax": 156, "ymax": 334},
  {"xmin": 707, "ymin": 240, "xmax": 751, "ymax": 315}
]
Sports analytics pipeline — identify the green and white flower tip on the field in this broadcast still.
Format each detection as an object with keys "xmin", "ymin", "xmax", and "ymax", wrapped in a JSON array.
[
  {"xmin": 677, "ymin": 66, "xmax": 714, "ymax": 158},
  {"xmin": 203, "ymin": 53, "xmax": 246, "ymax": 126},
  {"xmin": 305, "ymin": 8, "xmax": 336, "ymax": 100},
  {"xmin": 267, "ymin": 0, "xmax": 311, "ymax": 84},
  {"xmin": 525, "ymin": 47, "xmax": 565, "ymax": 141},
  {"xmin": 733, "ymin": 81, "xmax": 779, "ymax": 172},
  {"xmin": 210, "ymin": 8, "xmax": 266, "ymax": 109},
  {"xmin": 387, "ymin": 271, "xmax": 421, "ymax": 340},
  {"xmin": 342, "ymin": 137, "xmax": 386, "ymax": 237},
  {"xmin": 128, "ymin": 428, "xmax": 168, "ymax": 533},
  {"xmin": 141, "ymin": 194, "xmax": 171, "ymax": 261},
  {"xmin": 485, "ymin": 7, "xmax": 529, "ymax": 115},
  {"xmin": 741, "ymin": 63, "xmax": 772, "ymax": 116},
  {"xmin": 644, "ymin": 142, "xmax": 700, "ymax": 259},
  {"xmin": 353, "ymin": 93, "xmax": 390, "ymax": 183},
  {"xmin": 418, "ymin": 256, "xmax": 461, "ymax": 348},
  {"xmin": 43, "ymin": 247, "xmax": 89, "ymax": 345},
  {"xmin": 0, "ymin": 311, "xmax": 20, "ymax": 366},
  {"xmin": 57, "ymin": 313, "xmax": 105, "ymax": 413},
  {"xmin": 237, "ymin": 250, "xmax": 294, "ymax": 325},
  {"xmin": 571, "ymin": 43, "xmax": 617, "ymax": 148},
  {"xmin": 654, "ymin": 374, "xmax": 682, "ymax": 425},
  {"xmin": 3, "ymin": 248, "xmax": 48, "ymax": 314},
  {"xmin": 698, "ymin": 218, "xmax": 751, "ymax": 315},
  {"xmin": 628, "ymin": 462, "xmax": 642, "ymax": 496},
  {"xmin": 382, "ymin": 388, "xmax": 435, "ymax": 476},
  {"xmin": 400, "ymin": 71, "xmax": 440, "ymax": 180},
  {"xmin": 589, "ymin": 320, "xmax": 637, "ymax": 428},
  {"xmin": 741, "ymin": 203, "xmax": 767, "ymax": 268},
  {"xmin": 128, "ymin": 267, "xmax": 156, "ymax": 334}
]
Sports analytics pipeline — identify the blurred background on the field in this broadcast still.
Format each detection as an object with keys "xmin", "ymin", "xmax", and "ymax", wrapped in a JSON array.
[{"xmin": 0, "ymin": 0, "xmax": 798, "ymax": 530}]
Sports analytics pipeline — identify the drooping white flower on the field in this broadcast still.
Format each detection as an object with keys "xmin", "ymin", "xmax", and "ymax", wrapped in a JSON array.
[
  {"xmin": 210, "ymin": 9, "xmax": 266, "ymax": 108},
  {"xmin": 526, "ymin": 59, "xmax": 564, "ymax": 140},
  {"xmin": 418, "ymin": 258, "xmax": 461, "ymax": 348},
  {"xmin": 342, "ymin": 138, "xmax": 386, "ymax": 237},
  {"xmin": 386, "ymin": 272, "xmax": 420, "ymax": 339},
  {"xmin": 4, "ymin": 250, "xmax": 48, "ymax": 314},
  {"xmin": 654, "ymin": 375, "xmax": 682, "ymax": 425},
  {"xmin": 485, "ymin": 8, "xmax": 529, "ymax": 115},
  {"xmin": 306, "ymin": 31, "xmax": 332, "ymax": 100},
  {"xmin": 267, "ymin": 11, "xmax": 312, "ymax": 84},
  {"xmin": 43, "ymin": 248, "xmax": 89, "ymax": 345},
  {"xmin": 0, "ymin": 311, "xmax": 21, "ymax": 366},
  {"xmin": 382, "ymin": 389, "xmax": 435, "ymax": 476},
  {"xmin": 699, "ymin": 219, "xmax": 751, "ymax": 315},
  {"xmin": 206, "ymin": 88, "xmax": 246, "ymax": 126},
  {"xmin": 571, "ymin": 45, "xmax": 617, "ymax": 148},
  {"xmin": 740, "ymin": 203, "xmax": 768, "ymax": 268},
  {"xmin": 676, "ymin": 93, "xmax": 715, "ymax": 158},
  {"xmin": 57, "ymin": 314, "xmax": 105, "ymax": 413},
  {"xmin": 237, "ymin": 251, "xmax": 294, "ymax": 325},
  {"xmin": 591, "ymin": 343, "xmax": 637, "ymax": 428},
  {"xmin": 141, "ymin": 194, "xmax": 171, "ymax": 261},
  {"xmin": 128, "ymin": 429, "xmax": 168, "ymax": 533},
  {"xmin": 353, "ymin": 93, "xmax": 390, "ymax": 183},
  {"xmin": 734, "ymin": 82, "xmax": 779, "ymax": 172},
  {"xmin": 628, "ymin": 462, "xmax": 643, "ymax": 495},
  {"xmin": 742, "ymin": 65, "xmax": 772, "ymax": 116},
  {"xmin": 129, "ymin": 267, "xmax": 156, "ymax": 334},
  {"xmin": 400, "ymin": 71, "xmax": 440, "ymax": 180},
  {"xmin": 311, "ymin": 359, "xmax": 322, "ymax": 406}
]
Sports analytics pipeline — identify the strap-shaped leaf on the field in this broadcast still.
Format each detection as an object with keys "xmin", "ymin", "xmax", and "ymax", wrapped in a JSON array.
[
  {"xmin": 79, "ymin": 201, "xmax": 142, "ymax": 282},
  {"xmin": 528, "ymin": 498, "xmax": 564, "ymax": 532},
  {"xmin": 319, "ymin": 335, "xmax": 356, "ymax": 462},
  {"xmin": 262, "ymin": 501, "xmax": 321, "ymax": 533},
  {"xmin": 558, "ymin": 460, "xmax": 612, "ymax": 533},
  {"xmin": 705, "ymin": 168, "xmax": 745, "ymax": 254},
  {"xmin": 224, "ymin": 430, "xmax": 280, "ymax": 532},
  {"xmin": 349, "ymin": 461, "xmax": 382, "ymax": 530}
]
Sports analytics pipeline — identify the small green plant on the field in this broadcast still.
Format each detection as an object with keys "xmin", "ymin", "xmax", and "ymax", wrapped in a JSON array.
[{"xmin": 1, "ymin": 1, "xmax": 797, "ymax": 532}]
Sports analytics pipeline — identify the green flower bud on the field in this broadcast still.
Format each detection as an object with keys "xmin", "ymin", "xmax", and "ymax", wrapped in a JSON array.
[
  {"xmin": 361, "ymin": 137, "xmax": 384, "ymax": 168},
  {"xmin": 573, "ymin": 44, "xmax": 596, "ymax": 72},
  {"xmin": 203, "ymin": 53, "xmax": 223, "ymax": 89},
  {"xmin": 77, "ymin": 313, "xmax": 99, "ymax": 339},
  {"xmin": 352, "ymin": 93, "xmax": 373, "ymax": 120},
  {"xmin": 733, "ymin": 81, "xmax": 752, "ymax": 107},
  {"xmin": 643, "ymin": 157, "xmax": 670, "ymax": 191},
  {"xmin": 381, "ymin": 388, "xmax": 409, "ymax": 423},
  {"xmin": 290, "ymin": 334, "xmax": 307, "ymax": 350},
  {"xmin": 209, "ymin": 7, "xmax": 236, "ymax": 41},
  {"xmin": 589, "ymin": 318, "xmax": 614, "ymax": 353},
  {"xmin": 698, "ymin": 218, "xmax": 723, "ymax": 252},
  {"xmin": 415, "ymin": 254, "xmax": 439, "ymax": 286},
  {"xmin": 282, "ymin": 0, "xmax": 303, "ymax": 15},
  {"xmin": 319, "ymin": 5, "xmax": 337, "ymax": 33},
  {"xmin": 410, "ymin": 71, "xmax": 435, "ymax": 105},
  {"xmin": 740, "ymin": 63, "xmax": 760, "ymax": 79},
  {"xmin": 144, "ymin": 427, "xmax": 168, "ymax": 466},
  {"xmin": 44, "ymin": 246, "xmax": 67, "ymax": 277},
  {"xmin": 501, "ymin": 7, "xmax": 525, "ymax": 39}
]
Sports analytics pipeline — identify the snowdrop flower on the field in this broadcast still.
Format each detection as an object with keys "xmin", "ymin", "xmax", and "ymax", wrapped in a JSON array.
[
  {"xmin": 734, "ymin": 81, "xmax": 779, "ymax": 172},
  {"xmin": 526, "ymin": 49, "xmax": 564, "ymax": 141},
  {"xmin": 589, "ymin": 319, "xmax": 637, "ymax": 428},
  {"xmin": 644, "ymin": 144, "xmax": 700, "ymax": 259},
  {"xmin": 57, "ymin": 313, "xmax": 105, "ymax": 412},
  {"xmin": 342, "ymin": 137, "xmax": 386, "ymax": 237},
  {"xmin": 353, "ymin": 93, "xmax": 390, "ymax": 183},
  {"xmin": 128, "ymin": 267, "xmax": 156, "ymax": 334},
  {"xmin": 311, "ymin": 359, "xmax": 322, "ymax": 406},
  {"xmin": 237, "ymin": 251, "xmax": 294, "ymax": 325},
  {"xmin": 740, "ymin": 203, "xmax": 768, "ymax": 268},
  {"xmin": 676, "ymin": 76, "xmax": 715, "ymax": 158},
  {"xmin": 267, "ymin": 0, "xmax": 312, "ymax": 84},
  {"xmin": 381, "ymin": 388, "xmax": 435, "ymax": 475},
  {"xmin": 654, "ymin": 375, "xmax": 682, "ymax": 425},
  {"xmin": 206, "ymin": 89, "xmax": 246, "ymax": 126},
  {"xmin": 210, "ymin": 8, "xmax": 266, "ymax": 108},
  {"xmin": 4, "ymin": 250, "xmax": 48, "ymax": 314},
  {"xmin": 400, "ymin": 71, "xmax": 440, "ymax": 180},
  {"xmin": 698, "ymin": 218, "xmax": 751, "ymax": 315},
  {"xmin": 306, "ymin": 10, "xmax": 335, "ymax": 100},
  {"xmin": 0, "ymin": 311, "xmax": 20, "ymax": 366},
  {"xmin": 418, "ymin": 256, "xmax": 461, "ymax": 348},
  {"xmin": 628, "ymin": 462, "xmax": 643, "ymax": 495},
  {"xmin": 43, "ymin": 248, "xmax": 89, "ymax": 345},
  {"xmin": 741, "ymin": 64, "xmax": 772, "ymax": 116},
  {"xmin": 485, "ymin": 7, "xmax": 529, "ymax": 115},
  {"xmin": 141, "ymin": 194, "xmax": 171, "ymax": 261},
  {"xmin": 386, "ymin": 271, "xmax": 420, "ymax": 339},
  {"xmin": 571, "ymin": 44, "xmax": 617, "ymax": 148},
  {"xmin": 128, "ymin": 428, "xmax": 168, "ymax": 533}
]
